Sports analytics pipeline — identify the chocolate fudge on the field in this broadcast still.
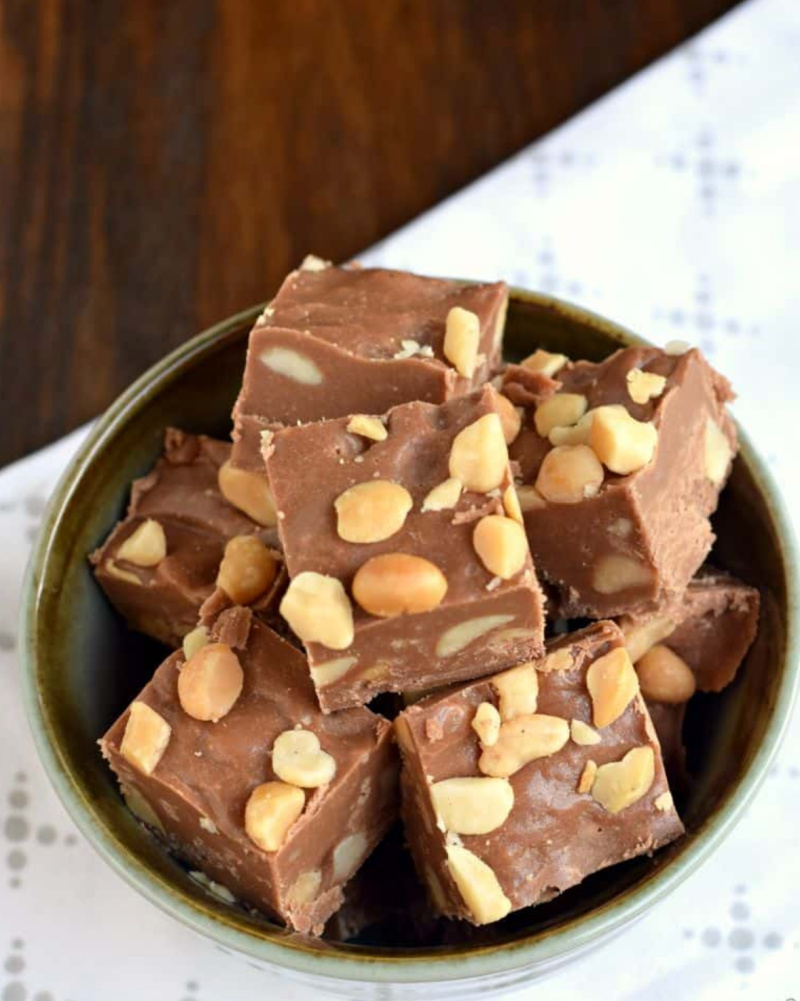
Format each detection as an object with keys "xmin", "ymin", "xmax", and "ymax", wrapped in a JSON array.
[
  {"xmin": 100, "ymin": 605, "xmax": 398, "ymax": 935},
  {"xmin": 230, "ymin": 258, "xmax": 509, "ymax": 473},
  {"xmin": 620, "ymin": 569, "xmax": 760, "ymax": 784},
  {"xmin": 264, "ymin": 385, "xmax": 546, "ymax": 712},
  {"xmin": 503, "ymin": 346, "xmax": 737, "ymax": 618},
  {"xmin": 394, "ymin": 621, "xmax": 683, "ymax": 925},
  {"xmin": 92, "ymin": 430, "xmax": 282, "ymax": 648}
]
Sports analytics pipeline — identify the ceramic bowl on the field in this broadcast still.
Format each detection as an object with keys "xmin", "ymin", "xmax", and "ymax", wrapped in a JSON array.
[{"xmin": 20, "ymin": 289, "xmax": 799, "ymax": 999}]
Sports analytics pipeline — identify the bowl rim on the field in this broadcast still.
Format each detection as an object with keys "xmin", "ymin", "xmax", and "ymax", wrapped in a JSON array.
[{"xmin": 19, "ymin": 288, "xmax": 800, "ymax": 985}]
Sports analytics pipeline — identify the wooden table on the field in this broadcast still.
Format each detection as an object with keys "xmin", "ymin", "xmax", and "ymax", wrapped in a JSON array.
[{"xmin": 0, "ymin": 0, "xmax": 740, "ymax": 466}]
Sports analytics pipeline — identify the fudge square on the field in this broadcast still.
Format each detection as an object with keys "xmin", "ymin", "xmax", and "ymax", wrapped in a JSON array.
[
  {"xmin": 100, "ymin": 605, "xmax": 398, "ymax": 935},
  {"xmin": 394, "ymin": 620, "xmax": 684, "ymax": 925},
  {"xmin": 502, "ymin": 345, "xmax": 738, "ymax": 619},
  {"xmin": 230, "ymin": 257, "xmax": 509, "ymax": 473},
  {"xmin": 92, "ymin": 429, "xmax": 282, "ymax": 648},
  {"xmin": 264, "ymin": 385, "xmax": 546, "ymax": 712}
]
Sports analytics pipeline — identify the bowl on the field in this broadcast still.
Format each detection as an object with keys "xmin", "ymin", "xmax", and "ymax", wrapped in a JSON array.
[{"xmin": 20, "ymin": 289, "xmax": 799, "ymax": 999}]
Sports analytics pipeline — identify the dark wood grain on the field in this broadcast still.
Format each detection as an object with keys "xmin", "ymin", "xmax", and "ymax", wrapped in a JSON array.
[{"xmin": 0, "ymin": 0, "xmax": 741, "ymax": 466}]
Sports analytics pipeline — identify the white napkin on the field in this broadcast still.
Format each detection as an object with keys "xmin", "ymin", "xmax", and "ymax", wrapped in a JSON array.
[{"xmin": 1, "ymin": 0, "xmax": 798, "ymax": 997}]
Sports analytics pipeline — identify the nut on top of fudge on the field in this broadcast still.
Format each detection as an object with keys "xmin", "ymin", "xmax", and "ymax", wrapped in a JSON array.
[
  {"xmin": 394, "ymin": 620, "xmax": 683, "ymax": 926},
  {"xmin": 264, "ymin": 385, "xmax": 546, "ymax": 712},
  {"xmin": 502, "ymin": 344, "xmax": 737, "ymax": 618},
  {"xmin": 100, "ymin": 605, "xmax": 397, "ymax": 935},
  {"xmin": 91, "ymin": 429, "xmax": 282, "ymax": 648},
  {"xmin": 230, "ymin": 257, "xmax": 508, "ymax": 473}
]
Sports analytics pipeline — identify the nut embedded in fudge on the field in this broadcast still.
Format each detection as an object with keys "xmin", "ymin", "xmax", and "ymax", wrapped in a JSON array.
[
  {"xmin": 264, "ymin": 385, "xmax": 546, "ymax": 712},
  {"xmin": 619, "ymin": 568, "xmax": 760, "ymax": 785},
  {"xmin": 99, "ymin": 605, "xmax": 398, "ymax": 935},
  {"xmin": 394, "ymin": 620, "xmax": 683, "ymax": 926},
  {"xmin": 502, "ymin": 345, "xmax": 738, "ymax": 619},
  {"xmin": 91, "ymin": 429, "xmax": 283, "ymax": 648},
  {"xmin": 230, "ymin": 257, "xmax": 509, "ymax": 473}
]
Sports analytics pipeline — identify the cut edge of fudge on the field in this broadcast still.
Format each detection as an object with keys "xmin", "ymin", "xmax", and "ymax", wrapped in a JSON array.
[{"xmin": 394, "ymin": 620, "xmax": 684, "ymax": 926}]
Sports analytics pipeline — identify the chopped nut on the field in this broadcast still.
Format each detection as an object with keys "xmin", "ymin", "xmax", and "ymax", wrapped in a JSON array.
[
  {"xmin": 259, "ymin": 346, "xmax": 324, "ymax": 385},
  {"xmin": 431, "ymin": 777, "xmax": 514, "ymax": 835},
  {"xmin": 537, "ymin": 647, "xmax": 574, "ymax": 673},
  {"xmin": 352, "ymin": 553, "xmax": 447, "ymax": 617},
  {"xmin": 218, "ymin": 461, "xmax": 277, "ymax": 527},
  {"xmin": 448, "ymin": 413, "xmax": 508, "ymax": 493},
  {"xmin": 445, "ymin": 844, "xmax": 511, "ymax": 924},
  {"xmin": 620, "ymin": 615, "xmax": 676, "ymax": 663},
  {"xmin": 516, "ymin": 484, "xmax": 546, "ymax": 511},
  {"xmin": 199, "ymin": 816, "xmax": 218, "ymax": 834},
  {"xmin": 347, "ymin": 414, "xmax": 387, "ymax": 441},
  {"xmin": 272, "ymin": 729, "xmax": 337, "ymax": 788},
  {"xmin": 444, "ymin": 307, "xmax": 481, "ymax": 378},
  {"xmin": 535, "ymin": 444, "xmax": 604, "ymax": 504},
  {"xmin": 577, "ymin": 759, "xmax": 598, "ymax": 794},
  {"xmin": 120, "ymin": 702, "xmax": 171, "ymax": 775},
  {"xmin": 534, "ymin": 393, "xmax": 588, "ymax": 438},
  {"xmin": 216, "ymin": 535, "xmax": 278, "ymax": 605},
  {"xmin": 300, "ymin": 254, "xmax": 330, "ymax": 271},
  {"xmin": 590, "ymin": 746, "xmax": 655, "ymax": 813},
  {"xmin": 332, "ymin": 832, "xmax": 368, "ymax": 882},
  {"xmin": 334, "ymin": 480, "xmax": 413, "ymax": 544},
  {"xmin": 472, "ymin": 702, "xmax": 501, "ymax": 746},
  {"xmin": 586, "ymin": 646, "xmax": 639, "ymax": 728},
  {"xmin": 520, "ymin": 348, "xmax": 568, "ymax": 377},
  {"xmin": 105, "ymin": 560, "xmax": 141, "ymax": 585},
  {"xmin": 548, "ymin": 404, "xmax": 627, "ymax": 448},
  {"xmin": 189, "ymin": 870, "xmax": 236, "ymax": 903},
  {"xmin": 478, "ymin": 713, "xmax": 570, "ymax": 777},
  {"xmin": 502, "ymin": 485, "xmax": 523, "ymax": 524},
  {"xmin": 422, "ymin": 477, "xmax": 463, "ymax": 512},
  {"xmin": 627, "ymin": 369, "xmax": 667, "ymax": 405},
  {"xmin": 492, "ymin": 663, "xmax": 538, "ymax": 721},
  {"xmin": 704, "ymin": 418, "xmax": 733, "ymax": 486},
  {"xmin": 116, "ymin": 519, "xmax": 167, "ymax": 567},
  {"xmin": 665, "ymin": 339, "xmax": 690, "ymax": 356},
  {"xmin": 570, "ymin": 718, "xmax": 601, "ymax": 746},
  {"xmin": 592, "ymin": 554, "xmax": 653, "ymax": 595},
  {"xmin": 473, "ymin": 515, "xmax": 528, "ymax": 579},
  {"xmin": 495, "ymin": 394, "xmax": 523, "ymax": 445},
  {"xmin": 436, "ymin": 614, "xmax": 514, "ymax": 657},
  {"xmin": 178, "ymin": 643, "xmax": 244, "ymax": 722},
  {"xmin": 287, "ymin": 869, "xmax": 322, "ymax": 905},
  {"xmin": 635, "ymin": 644, "xmax": 696, "ymax": 703},
  {"xmin": 182, "ymin": 625, "xmax": 209, "ymax": 661},
  {"xmin": 244, "ymin": 781, "xmax": 305, "ymax": 852},
  {"xmin": 654, "ymin": 790, "xmax": 674, "ymax": 812},
  {"xmin": 309, "ymin": 655, "xmax": 357, "ymax": 688},
  {"xmin": 280, "ymin": 572, "xmax": 354, "ymax": 649},
  {"xmin": 120, "ymin": 784, "xmax": 165, "ymax": 833},
  {"xmin": 590, "ymin": 406, "xmax": 658, "ymax": 475}
]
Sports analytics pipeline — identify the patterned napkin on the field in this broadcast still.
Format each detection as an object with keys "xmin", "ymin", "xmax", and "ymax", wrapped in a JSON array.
[{"xmin": 1, "ymin": 0, "xmax": 798, "ymax": 997}]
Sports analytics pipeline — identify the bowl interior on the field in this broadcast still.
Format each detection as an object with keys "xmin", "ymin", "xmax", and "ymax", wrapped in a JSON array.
[{"xmin": 24, "ymin": 291, "xmax": 796, "ymax": 979}]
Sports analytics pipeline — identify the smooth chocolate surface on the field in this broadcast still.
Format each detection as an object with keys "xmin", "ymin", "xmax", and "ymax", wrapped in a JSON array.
[
  {"xmin": 265, "ymin": 386, "xmax": 546, "ymax": 711},
  {"xmin": 100, "ymin": 606, "xmax": 398, "ymax": 935},
  {"xmin": 231, "ymin": 260, "xmax": 508, "ymax": 471},
  {"xmin": 395, "ymin": 622, "xmax": 683, "ymax": 925},
  {"xmin": 504, "ymin": 346, "xmax": 737, "ymax": 619},
  {"xmin": 92, "ymin": 429, "xmax": 281, "ymax": 647}
]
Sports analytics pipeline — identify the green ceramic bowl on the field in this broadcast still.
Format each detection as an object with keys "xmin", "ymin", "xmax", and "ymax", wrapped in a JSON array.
[{"xmin": 20, "ymin": 290, "xmax": 799, "ymax": 999}]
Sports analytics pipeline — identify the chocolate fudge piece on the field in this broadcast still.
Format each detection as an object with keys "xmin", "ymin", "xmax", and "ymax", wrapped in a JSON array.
[
  {"xmin": 92, "ymin": 430, "xmax": 282, "ymax": 648},
  {"xmin": 264, "ymin": 385, "xmax": 546, "ymax": 712},
  {"xmin": 230, "ymin": 258, "xmax": 509, "ymax": 472},
  {"xmin": 394, "ymin": 621, "xmax": 683, "ymax": 925},
  {"xmin": 503, "ymin": 346, "xmax": 737, "ymax": 618},
  {"xmin": 100, "ymin": 605, "xmax": 398, "ymax": 935}
]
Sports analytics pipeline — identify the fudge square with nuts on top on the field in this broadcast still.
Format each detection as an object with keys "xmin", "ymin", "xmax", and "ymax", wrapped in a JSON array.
[
  {"xmin": 264, "ymin": 385, "xmax": 546, "ymax": 712},
  {"xmin": 100, "ymin": 604, "xmax": 398, "ymax": 935},
  {"xmin": 230, "ymin": 257, "xmax": 509, "ymax": 474},
  {"xmin": 92, "ymin": 429, "xmax": 282, "ymax": 649},
  {"xmin": 394, "ymin": 620, "xmax": 684, "ymax": 926},
  {"xmin": 502, "ymin": 345, "xmax": 737, "ymax": 619}
]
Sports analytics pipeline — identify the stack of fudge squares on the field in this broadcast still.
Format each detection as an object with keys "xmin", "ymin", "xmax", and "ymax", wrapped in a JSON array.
[{"xmin": 95, "ymin": 257, "xmax": 759, "ymax": 938}]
